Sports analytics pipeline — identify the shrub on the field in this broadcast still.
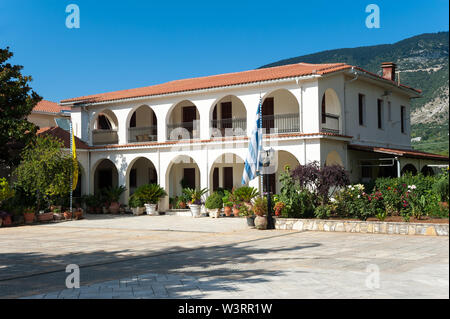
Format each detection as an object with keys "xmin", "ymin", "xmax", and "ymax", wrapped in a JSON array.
[
  {"xmin": 205, "ymin": 192, "xmax": 223, "ymax": 210},
  {"xmin": 102, "ymin": 185, "xmax": 127, "ymax": 203},
  {"xmin": 333, "ymin": 184, "xmax": 373, "ymax": 220},
  {"xmin": 433, "ymin": 171, "xmax": 449, "ymax": 203},
  {"xmin": 234, "ymin": 186, "xmax": 259, "ymax": 203},
  {"xmin": 183, "ymin": 187, "xmax": 207, "ymax": 205},
  {"xmin": 314, "ymin": 205, "xmax": 331, "ymax": 219},
  {"xmin": 0, "ymin": 178, "xmax": 14, "ymax": 203}
]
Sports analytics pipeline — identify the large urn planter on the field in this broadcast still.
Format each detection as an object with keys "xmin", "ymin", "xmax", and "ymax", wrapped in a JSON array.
[
  {"xmin": 145, "ymin": 203, "xmax": 158, "ymax": 215},
  {"xmin": 254, "ymin": 216, "xmax": 268, "ymax": 230},
  {"xmin": 37, "ymin": 212, "xmax": 54, "ymax": 222},
  {"xmin": 208, "ymin": 209, "xmax": 220, "ymax": 218},
  {"xmin": 233, "ymin": 207, "xmax": 240, "ymax": 217},
  {"xmin": 189, "ymin": 204, "xmax": 202, "ymax": 218},
  {"xmin": 63, "ymin": 211, "xmax": 72, "ymax": 220},
  {"xmin": 24, "ymin": 212, "xmax": 35, "ymax": 224}
]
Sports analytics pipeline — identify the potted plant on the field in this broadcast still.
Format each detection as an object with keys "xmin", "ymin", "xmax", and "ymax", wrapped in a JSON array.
[
  {"xmin": 237, "ymin": 204, "xmax": 255, "ymax": 227},
  {"xmin": 63, "ymin": 209, "xmax": 72, "ymax": 220},
  {"xmin": 0, "ymin": 211, "xmax": 12, "ymax": 227},
  {"xmin": 205, "ymin": 192, "xmax": 223, "ymax": 218},
  {"xmin": 273, "ymin": 201, "xmax": 285, "ymax": 217},
  {"xmin": 103, "ymin": 186, "xmax": 126, "ymax": 214},
  {"xmin": 37, "ymin": 210, "xmax": 54, "ymax": 222},
  {"xmin": 129, "ymin": 193, "xmax": 145, "ymax": 215},
  {"xmin": 253, "ymin": 197, "xmax": 268, "ymax": 230},
  {"xmin": 23, "ymin": 207, "xmax": 36, "ymax": 224},
  {"xmin": 222, "ymin": 190, "xmax": 233, "ymax": 217},
  {"xmin": 183, "ymin": 188, "xmax": 208, "ymax": 217},
  {"xmin": 234, "ymin": 186, "xmax": 259, "ymax": 212},
  {"xmin": 52, "ymin": 207, "xmax": 63, "ymax": 220},
  {"xmin": 133, "ymin": 184, "xmax": 167, "ymax": 215}
]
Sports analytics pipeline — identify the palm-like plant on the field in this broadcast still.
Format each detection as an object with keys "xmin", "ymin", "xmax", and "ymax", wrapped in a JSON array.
[
  {"xmin": 134, "ymin": 184, "xmax": 167, "ymax": 204},
  {"xmin": 234, "ymin": 186, "xmax": 259, "ymax": 203},
  {"xmin": 103, "ymin": 185, "xmax": 127, "ymax": 203},
  {"xmin": 183, "ymin": 187, "xmax": 208, "ymax": 205}
]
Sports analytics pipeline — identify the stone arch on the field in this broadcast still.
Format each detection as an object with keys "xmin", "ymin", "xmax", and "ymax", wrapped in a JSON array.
[
  {"xmin": 260, "ymin": 88, "xmax": 300, "ymax": 134},
  {"xmin": 209, "ymin": 152, "xmax": 245, "ymax": 191},
  {"xmin": 126, "ymin": 104, "xmax": 158, "ymax": 143},
  {"xmin": 209, "ymin": 95, "xmax": 247, "ymax": 138},
  {"xmin": 90, "ymin": 109, "xmax": 119, "ymax": 145},
  {"xmin": 421, "ymin": 165, "xmax": 435, "ymax": 176},
  {"xmin": 91, "ymin": 158, "xmax": 119, "ymax": 195},
  {"xmin": 321, "ymin": 88, "xmax": 341, "ymax": 133},
  {"xmin": 125, "ymin": 157, "xmax": 158, "ymax": 195},
  {"xmin": 165, "ymin": 154, "xmax": 201, "ymax": 198},
  {"xmin": 166, "ymin": 100, "xmax": 200, "ymax": 140},
  {"xmin": 401, "ymin": 163, "xmax": 418, "ymax": 176}
]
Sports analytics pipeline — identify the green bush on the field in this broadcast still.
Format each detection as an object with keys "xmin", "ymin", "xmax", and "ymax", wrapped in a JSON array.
[
  {"xmin": 205, "ymin": 192, "xmax": 223, "ymax": 209},
  {"xmin": 234, "ymin": 186, "xmax": 259, "ymax": 203},
  {"xmin": 278, "ymin": 168, "xmax": 315, "ymax": 218},
  {"xmin": 133, "ymin": 184, "xmax": 167, "ymax": 204},
  {"xmin": 314, "ymin": 205, "xmax": 331, "ymax": 219}
]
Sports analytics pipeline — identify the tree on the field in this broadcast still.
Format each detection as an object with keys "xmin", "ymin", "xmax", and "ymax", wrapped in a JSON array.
[
  {"xmin": 13, "ymin": 135, "xmax": 77, "ymax": 211},
  {"xmin": 0, "ymin": 47, "xmax": 41, "ymax": 173}
]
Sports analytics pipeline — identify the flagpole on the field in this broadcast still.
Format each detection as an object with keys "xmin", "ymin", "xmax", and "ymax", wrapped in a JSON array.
[
  {"xmin": 258, "ymin": 97, "xmax": 263, "ymax": 197},
  {"xmin": 69, "ymin": 120, "xmax": 73, "ymax": 218}
]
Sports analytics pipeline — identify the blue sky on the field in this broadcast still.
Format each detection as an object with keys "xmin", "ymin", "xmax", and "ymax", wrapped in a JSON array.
[{"xmin": 1, "ymin": 0, "xmax": 448, "ymax": 102}]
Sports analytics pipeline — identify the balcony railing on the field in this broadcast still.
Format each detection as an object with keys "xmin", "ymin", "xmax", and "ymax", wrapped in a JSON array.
[
  {"xmin": 167, "ymin": 122, "xmax": 200, "ymax": 140},
  {"xmin": 262, "ymin": 113, "xmax": 300, "ymax": 134},
  {"xmin": 211, "ymin": 118, "xmax": 247, "ymax": 137},
  {"xmin": 128, "ymin": 126, "xmax": 157, "ymax": 143},
  {"xmin": 321, "ymin": 113, "xmax": 340, "ymax": 134},
  {"xmin": 92, "ymin": 129, "xmax": 118, "ymax": 145}
]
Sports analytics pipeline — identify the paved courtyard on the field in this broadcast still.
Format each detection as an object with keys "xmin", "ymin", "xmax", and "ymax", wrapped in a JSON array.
[{"xmin": 0, "ymin": 214, "xmax": 448, "ymax": 299}]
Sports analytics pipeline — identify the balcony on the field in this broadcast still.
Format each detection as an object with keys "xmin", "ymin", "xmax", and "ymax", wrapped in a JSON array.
[
  {"xmin": 167, "ymin": 122, "xmax": 200, "ymax": 140},
  {"xmin": 92, "ymin": 129, "xmax": 118, "ymax": 145},
  {"xmin": 211, "ymin": 118, "xmax": 247, "ymax": 137},
  {"xmin": 262, "ymin": 113, "xmax": 300, "ymax": 134},
  {"xmin": 128, "ymin": 126, "xmax": 157, "ymax": 143},
  {"xmin": 321, "ymin": 113, "xmax": 340, "ymax": 134}
]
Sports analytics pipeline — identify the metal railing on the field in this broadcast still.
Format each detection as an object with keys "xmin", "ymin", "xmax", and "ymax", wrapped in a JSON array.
[
  {"xmin": 262, "ymin": 113, "xmax": 300, "ymax": 134},
  {"xmin": 128, "ymin": 126, "xmax": 157, "ymax": 143},
  {"xmin": 321, "ymin": 113, "xmax": 340, "ymax": 134},
  {"xmin": 210, "ymin": 118, "xmax": 247, "ymax": 137},
  {"xmin": 167, "ymin": 122, "xmax": 200, "ymax": 140},
  {"xmin": 92, "ymin": 129, "xmax": 118, "ymax": 145}
]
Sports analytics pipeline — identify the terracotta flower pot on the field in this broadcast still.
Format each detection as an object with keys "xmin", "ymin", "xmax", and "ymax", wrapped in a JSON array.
[
  {"xmin": 179, "ymin": 202, "xmax": 186, "ymax": 209},
  {"xmin": 233, "ymin": 208, "xmax": 240, "ymax": 217},
  {"xmin": 63, "ymin": 211, "xmax": 72, "ymax": 220},
  {"xmin": 37, "ymin": 212, "xmax": 54, "ymax": 222},
  {"xmin": 74, "ymin": 210, "xmax": 83, "ymax": 220},
  {"xmin": 224, "ymin": 206, "xmax": 232, "ymax": 216},
  {"xmin": 2, "ymin": 215, "xmax": 12, "ymax": 227},
  {"xmin": 24, "ymin": 212, "xmax": 35, "ymax": 224},
  {"xmin": 109, "ymin": 202, "xmax": 120, "ymax": 214}
]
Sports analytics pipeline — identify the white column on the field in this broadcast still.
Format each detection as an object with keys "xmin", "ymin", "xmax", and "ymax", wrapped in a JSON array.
[
  {"xmin": 115, "ymin": 108, "xmax": 129, "ymax": 145},
  {"xmin": 156, "ymin": 104, "xmax": 171, "ymax": 142},
  {"xmin": 237, "ymin": 93, "xmax": 262, "ymax": 137},
  {"xmin": 194, "ymin": 99, "xmax": 216, "ymax": 140}
]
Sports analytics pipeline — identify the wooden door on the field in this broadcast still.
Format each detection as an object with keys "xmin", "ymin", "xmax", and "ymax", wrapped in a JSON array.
[
  {"xmin": 223, "ymin": 167, "xmax": 233, "ymax": 190},
  {"xmin": 183, "ymin": 168, "xmax": 196, "ymax": 189},
  {"xmin": 212, "ymin": 167, "xmax": 219, "ymax": 191},
  {"xmin": 221, "ymin": 102, "xmax": 232, "ymax": 129},
  {"xmin": 262, "ymin": 98, "xmax": 274, "ymax": 131}
]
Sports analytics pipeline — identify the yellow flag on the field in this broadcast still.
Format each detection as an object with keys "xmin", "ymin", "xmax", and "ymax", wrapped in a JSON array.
[{"xmin": 72, "ymin": 130, "xmax": 78, "ymax": 191}]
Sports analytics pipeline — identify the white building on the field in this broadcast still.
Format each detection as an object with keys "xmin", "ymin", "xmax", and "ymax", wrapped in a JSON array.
[{"xmin": 59, "ymin": 62, "xmax": 448, "ymax": 210}]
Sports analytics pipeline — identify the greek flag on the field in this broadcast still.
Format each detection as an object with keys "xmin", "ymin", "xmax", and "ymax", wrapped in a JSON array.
[{"xmin": 242, "ymin": 99, "xmax": 262, "ymax": 184}]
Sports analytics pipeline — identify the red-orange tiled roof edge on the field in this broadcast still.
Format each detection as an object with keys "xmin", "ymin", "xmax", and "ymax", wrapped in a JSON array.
[
  {"xmin": 60, "ymin": 62, "xmax": 421, "ymax": 105},
  {"xmin": 33, "ymin": 100, "xmax": 71, "ymax": 114},
  {"xmin": 349, "ymin": 144, "xmax": 449, "ymax": 161},
  {"xmin": 37, "ymin": 127, "xmax": 89, "ymax": 149},
  {"xmin": 60, "ymin": 63, "xmax": 353, "ymax": 104}
]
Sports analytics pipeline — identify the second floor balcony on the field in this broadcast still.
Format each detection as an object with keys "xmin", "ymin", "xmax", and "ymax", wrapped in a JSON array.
[
  {"xmin": 321, "ymin": 113, "xmax": 340, "ymax": 134},
  {"xmin": 92, "ymin": 129, "xmax": 118, "ymax": 145}
]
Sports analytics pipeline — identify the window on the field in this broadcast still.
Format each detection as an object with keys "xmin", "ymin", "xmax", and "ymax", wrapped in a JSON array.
[
  {"xmin": 401, "ymin": 106, "xmax": 406, "ymax": 133},
  {"xmin": 130, "ymin": 169, "xmax": 137, "ymax": 188},
  {"xmin": 358, "ymin": 94, "xmax": 365, "ymax": 126},
  {"xmin": 377, "ymin": 99, "xmax": 383, "ymax": 129},
  {"xmin": 387, "ymin": 101, "xmax": 392, "ymax": 121},
  {"xmin": 321, "ymin": 94, "xmax": 327, "ymax": 124},
  {"xmin": 130, "ymin": 112, "xmax": 136, "ymax": 128}
]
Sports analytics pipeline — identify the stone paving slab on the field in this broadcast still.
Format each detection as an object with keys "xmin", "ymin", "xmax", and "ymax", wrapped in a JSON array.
[{"xmin": 1, "ymin": 215, "xmax": 449, "ymax": 299}]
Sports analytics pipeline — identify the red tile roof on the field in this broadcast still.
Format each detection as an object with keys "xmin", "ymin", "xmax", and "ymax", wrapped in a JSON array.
[
  {"xmin": 37, "ymin": 127, "xmax": 89, "ymax": 149},
  {"xmin": 60, "ymin": 62, "xmax": 421, "ymax": 105},
  {"xmin": 348, "ymin": 144, "xmax": 449, "ymax": 161},
  {"xmin": 33, "ymin": 100, "xmax": 70, "ymax": 114}
]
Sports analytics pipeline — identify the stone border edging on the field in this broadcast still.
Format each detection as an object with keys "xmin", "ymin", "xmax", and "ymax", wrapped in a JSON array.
[{"xmin": 274, "ymin": 217, "xmax": 449, "ymax": 236}]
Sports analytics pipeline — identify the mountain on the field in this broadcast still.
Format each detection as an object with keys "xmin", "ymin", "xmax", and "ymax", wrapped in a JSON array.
[{"xmin": 260, "ymin": 32, "xmax": 449, "ymax": 156}]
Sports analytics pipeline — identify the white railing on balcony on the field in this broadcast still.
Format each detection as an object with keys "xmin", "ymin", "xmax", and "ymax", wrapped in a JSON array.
[
  {"xmin": 262, "ymin": 113, "xmax": 300, "ymax": 134},
  {"xmin": 167, "ymin": 122, "xmax": 200, "ymax": 140},
  {"xmin": 128, "ymin": 126, "xmax": 157, "ymax": 143},
  {"xmin": 210, "ymin": 118, "xmax": 247, "ymax": 137},
  {"xmin": 92, "ymin": 129, "xmax": 118, "ymax": 145},
  {"xmin": 321, "ymin": 113, "xmax": 340, "ymax": 134}
]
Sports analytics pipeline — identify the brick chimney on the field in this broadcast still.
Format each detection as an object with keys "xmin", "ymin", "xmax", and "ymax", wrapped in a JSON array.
[{"xmin": 381, "ymin": 62, "xmax": 396, "ymax": 82}]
